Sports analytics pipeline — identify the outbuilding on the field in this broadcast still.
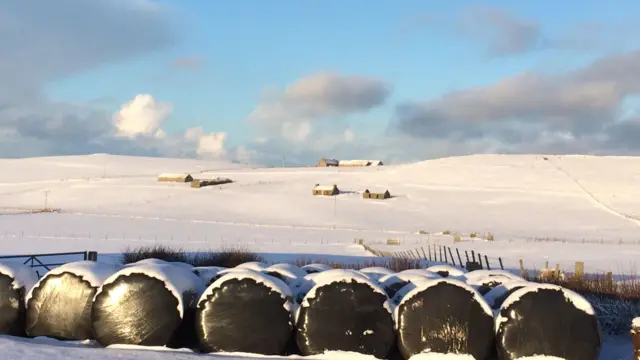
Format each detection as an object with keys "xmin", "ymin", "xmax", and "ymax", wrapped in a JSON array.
[
  {"xmin": 317, "ymin": 158, "xmax": 339, "ymax": 167},
  {"xmin": 363, "ymin": 189, "xmax": 391, "ymax": 199},
  {"xmin": 313, "ymin": 184, "xmax": 340, "ymax": 196},
  {"xmin": 158, "ymin": 173, "xmax": 193, "ymax": 183}
]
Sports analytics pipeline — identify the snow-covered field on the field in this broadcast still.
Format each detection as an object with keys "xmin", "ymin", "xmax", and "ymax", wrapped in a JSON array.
[{"xmin": 0, "ymin": 153, "xmax": 639, "ymax": 359}]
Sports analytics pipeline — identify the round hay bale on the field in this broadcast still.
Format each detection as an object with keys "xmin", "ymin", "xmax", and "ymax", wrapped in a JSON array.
[
  {"xmin": 0, "ymin": 262, "xmax": 38, "ymax": 336},
  {"xmin": 92, "ymin": 263, "xmax": 205, "ymax": 347},
  {"xmin": 295, "ymin": 269, "xmax": 367, "ymax": 303},
  {"xmin": 359, "ymin": 267, "xmax": 395, "ymax": 281},
  {"xmin": 396, "ymin": 278, "xmax": 494, "ymax": 360},
  {"xmin": 296, "ymin": 270, "xmax": 395, "ymax": 358},
  {"xmin": 483, "ymin": 281, "xmax": 531, "ymax": 309},
  {"xmin": 195, "ymin": 270, "xmax": 293, "ymax": 354},
  {"xmin": 301, "ymin": 263, "xmax": 333, "ymax": 274},
  {"xmin": 379, "ymin": 272, "xmax": 438, "ymax": 299},
  {"xmin": 206, "ymin": 268, "xmax": 260, "ymax": 286},
  {"xmin": 426, "ymin": 265, "xmax": 466, "ymax": 278},
  {"xmin": 496, "ymin": 284, "xmax": 601, "ymax": 360},
  {"xmin": 465, "ymin": 269, "xmax": 523, "ymax": 283},
  {"xmin": 192, "ymin": 266, "xmax": 226, "ymax": 284},
  {"xmin": 235, "ymin": 261, "xmax": 269, "ymax": 272},
  {"xmin": 25, "ymin": 261, "xmax": 121, "ymax": 340},
  {"xmin": 468, "ymin": 275, "xmax": 516, "ymax": 295}
]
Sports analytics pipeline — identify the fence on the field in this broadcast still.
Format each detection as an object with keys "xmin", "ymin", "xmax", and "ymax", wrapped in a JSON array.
[
  {"xmin": 362, "ymin": 241, "xmax": 505, "ymax": 271},
  {"xmin": 0, "ymin": 251, "xmax": 98, "ymax": 277}
]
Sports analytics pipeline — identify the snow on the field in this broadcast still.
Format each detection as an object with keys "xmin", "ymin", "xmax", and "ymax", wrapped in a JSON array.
[
  {"xmin": 426, "ymin": 265, "xmax": 467, "ymax": 277},
  {"xmin": 200, "ymin": 270, "xmax": 293, "ymax": 312},
  {"xmin": 464, "ymin": 269, "xmax": 523, "ymax": 283},
  {"xmin": 396, "ymin": 269, "xmax": 441, "ymax": 278},
  {"xmin": 379, "ymin": 273, "xmax": 439, "ymax": 289},
  {"xmin": 124, "ymin": 259, "xmax": 193, "ymax": 270},
  {"xmin": 157, "ymin": 173, "xmax": 191, "ymax": 180},
  {"xmin": 633, "ymin": 317, "xmax": 640, "ymax": 329},
  {"xmin": 313, "ymin": 185, "xmax": 337, "ymax": 191},
  {"xmin": 236, "ymin": 261, "xmax": 269, "ymax": 271},
  {"xmin": 0, "ymin": 261, "xmax": 39, "ymax": 291},
  {"xmin": 192, "ymin": 266, "xmax": 226, "ymax": 283},
  {"xmin": 496, "ymin": 284, "xmax": 596, "ymax": 327},
  {"xmin": 25, "ymin": 261, "xmax": 121, "ymax": 303},
  {"xmin": 482, "ymin": 281, "xmax": 533, "ymax": 308},
  {"xmin": 95, "ymin": 263, "xmax": 205, "ymax": 318},
  {"xmin": 397, "ymin": 278, "xmax": 493, "ymax": 321},
  {"xmin": 0, "ymin": 153, "xmax": 637, "ymax": 359},
  {"xmin": 409, "ymin": 353, "xmax": 475, "ymax": 359},
  {"xmin": 265, "ymin": 263, "xmax": 308, "ymax": 281},
  {"xmin": 300, "ymin": 263, "xmax": 333, "ymax": 273}
]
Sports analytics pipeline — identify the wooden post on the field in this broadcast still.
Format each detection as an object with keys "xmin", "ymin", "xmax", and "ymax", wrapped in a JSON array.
[
  {"xmin": 421, "ymin": 247, "xmax": 428, "ymax": 260},
  {"xmin": 448, "ymin": 247, "xmax": 456, "ymax": 267},
  {"xmin": 632, "ymin": 318, "xmax": 640, "ymax": 359},
  {"xmin": 444, "ymin": 247, "xmax": 449, "ymax": 264},
  {"xmin": 471, "ymin": 250, "xmax": 476, "ymax": 263},
  {"xmin": 575, "ymin": 261, "xmax": 585, "ymax": 280},
  {"xmin": 477, "ymin": 253, "xmax": 483, "ymax": 269},
  {"xmin": 465, "ymin": 251, "xmax": 470, "ymax": 263},
  {"xmin": 499, "ymin": 257, "xmax": 504, "ymax": 270},
  {"xmin": 428, "ymin": 245, "xmax": 432, "ymax": 261},
  {"xmin": 456, "ymin": 248, "xmax": 463, "ymax": 267},
  {"xmin": 439, "ymin": 246, "xmax": 443, "ymax": 262},
  {"xmin": 606, "ymin": 272, "xmax": 614, "ymax": 289},
  {"xmin": 87, "ymin": 251, "xmax": 98, "ymax": 262},
  {"xmin": 484, "ymin": 255, "xmax": 491, "ymax": 270},
  {"xmin": 519, "ymin": 259, "xmax": 527, "ymax": 279}
]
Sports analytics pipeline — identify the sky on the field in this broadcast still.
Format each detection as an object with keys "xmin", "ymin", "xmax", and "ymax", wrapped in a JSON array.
[{"xmin": 2, "ymin": 0, "xmax": 640, "ymax": 166}]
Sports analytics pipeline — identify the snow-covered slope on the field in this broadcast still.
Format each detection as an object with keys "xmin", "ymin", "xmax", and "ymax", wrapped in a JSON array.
[{"xmin": 0, "ymin": 154, "xmax": 639, "ymax": 273}]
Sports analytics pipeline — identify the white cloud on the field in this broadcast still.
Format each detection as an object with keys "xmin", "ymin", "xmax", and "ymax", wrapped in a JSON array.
[{"xmin": 113, "ymin": 94, "xmax": 172, "ymax": 138}]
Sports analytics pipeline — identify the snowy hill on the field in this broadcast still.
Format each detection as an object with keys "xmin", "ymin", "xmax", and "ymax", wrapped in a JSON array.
[{"xmin": 0, "ymin": 153, "xmax": 639, "ymax": 273}]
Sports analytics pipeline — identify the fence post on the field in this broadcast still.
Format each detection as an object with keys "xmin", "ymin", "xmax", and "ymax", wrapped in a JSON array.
[
  {"xmin": 632, "ymin": 318, "xmax": 640, "ymax": 359},
  {"xmin": 484, "ymin": 255, "xmax": 490, "ymax": 270},
  {"xmin": 471, "ymin": 250, "xmax": 476, "ymax": 263},
  {"xmin": 455, "ymin": 248, "xmax": 463, "ymax": 267},
  {"xmin": 575, "ymin": 261, "xmax": 585, "ymax": 280},
  {"xmin": 499, "ymin": 257, "xmax": 504, "ymax": 270},
  {"xmin": 448, "ymin": 247, "xmax": 456, "ymax": 267},
  {"xmin": 444, "ymin": 247, "xmax": 449, "ymax": 264},
  {"xmin": 428, "ymin": 245, "xmax": 432, "ymax": 261},
  {"xmin": 439, "ymin": 246, "xmax": 443, "ymax": 262},
  {"xmin": 421, "ymin": 247, "xmax": 427, "ymax": 261},
  {"xmin": 88, "ymin": 251, "xmax": 98, "ymax": 262},
  {"xmin": 519, "ymin": 259, "xmax": 527, "ymax": 279},
  {"xmin": 465, "ymin": 251, "xmax": 470, "ymax": 263}
]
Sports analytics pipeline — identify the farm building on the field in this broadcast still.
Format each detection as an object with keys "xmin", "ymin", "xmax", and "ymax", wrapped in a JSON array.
[
  {"xmin": 363, "ymin": 189, "xmax": 391, "ymax": 199},
  {"xmin": 338, "ymin": 160, "xmax": 384, "ymax": 167},
  {"xmin": 191, "ymin": 177, "xmax": 233, "ymax": 188},
  {"xmin": 317, "ymin": 158, "xmax": 339, "ymax": 167},
  {"xmin": 157, "ymin": 173, "xmax": 193, "ymax": 182},
  {"xmin": 312, "ymin": 184, "xmax": 340, "ymax": 196}
]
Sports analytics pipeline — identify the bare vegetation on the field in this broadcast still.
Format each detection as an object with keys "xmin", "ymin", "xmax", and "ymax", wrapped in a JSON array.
[{"xmin": 121, "ymin": 245, "xmax": 265, "ymax": 268}]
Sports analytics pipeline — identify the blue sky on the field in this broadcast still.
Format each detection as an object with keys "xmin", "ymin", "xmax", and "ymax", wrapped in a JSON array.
[{"xmin": 4, "ymin": 0, "xmax": 640, "ymax": 164}]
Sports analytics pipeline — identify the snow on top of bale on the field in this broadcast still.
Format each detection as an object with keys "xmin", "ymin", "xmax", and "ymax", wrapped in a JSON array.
[
  {"xmin": 97, "ymin": 263, "xmax": 205, "ymax": 319},
  {"xmin": 265, "ymin": 263, "xmax": 307, "ymax": 280},
  {"xmin": 409, "ymin": 353, "xmax": 476, "ymax": 359},
  {"xmin": 192, "ymin": 266, "xmax": 226, "ymax": 283},
  {"xmin": 235, "ymin": 261, "xmax": 268, "ymax": 272},
  {"xmin": 379, "ymin": 273, "xmax": 438, "ymax": 288},
  {"xmin": 465, "ymin": 269, "xmax": 523, "ymax": 283},
  {"xmin": 199, "ymin": 270, "xmax": 293, "ymax": 312},
  {"xmin": 396, "ymin": 269, "xmax": 441, "ymax": 278},
  {"xmin": 301, "ymin": 263, "xmax": 333, "ymax": 273},
  {"xmin": 25, "ymin": 261, "xmax": 121, "ymax": 303},
  {"xmin": 483, "ymin": 281, "xmax": 532, "ymax": 308},
  {"xmin": 124, "ymin": 258, "xmax": 193, "ymax": 270},
  {"xmin": 397, "ymin": 278, "xmax": 493, "ymax": 320},
  {"xmin": 359, "ymin": 267, "xmax": 395, "ymax": 276},
  {"xmin": 426, "ymin": 265, "xmax": 467, "ymax": 277},
  {"xmin": 301, "ymin": 270, "xmax": 392, "ymax": 314},
  {"xmin": 0, "ymin": 262, "xmax": 39, "ymax": 291},
  {"xmin": 497, "ymin": 284, "xmax": 595, "ymax": 327}
]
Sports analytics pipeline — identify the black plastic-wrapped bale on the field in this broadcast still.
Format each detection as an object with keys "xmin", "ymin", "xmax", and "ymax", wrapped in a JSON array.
[
  {"xmin": 0, "ymin": 262, "xmax": 38, "ymax": 336},
  {"xmin": 195, "ymin": 270, "xmax": 294, "ymax": 354},
  {"xmin": 301, "ymin": 263, "xmax": 333, "ymax": 274},
  {"xmin": 235, "ymin": 261, "xmax": 269, "ymax": 272},
  {"xmin": 396, "ymin": 278, "xmax": 495, "ymax": 360},
  {"xmin": 296, "ymin": 269, "xmax": 364, "ymax": 304},
  {"xmin": 25, "ymin": 261, "xmax": 121, "ymax": 340},
  {"xmin": 496, "ymin": 284, "xmax": 602, "ymax": 360},
  {"xmin": 92, "ymin": 263, "xmax": 205, "ymax": 347},
  {"xmin": 192, "ymin": 266, "xmax": 226, "ymax": 285},
  {"xmin": 263, "ymin": 263, "xmax": 305, "ymax": 295},
  {"xmin": 296, "ymin": 270, "xmax": 395, "ymax": 359}
]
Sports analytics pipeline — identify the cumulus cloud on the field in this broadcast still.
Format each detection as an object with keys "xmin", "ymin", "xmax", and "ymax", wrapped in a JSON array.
[
  {"xmin": 114, "ymin": 94, "xmax": 172, "ymax": 138},
  {"xmin": 394, "ymin": 50, "xmax": 640, "ymax": 154}
]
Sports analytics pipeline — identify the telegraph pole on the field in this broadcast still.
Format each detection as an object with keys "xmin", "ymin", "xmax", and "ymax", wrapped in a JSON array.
[{"xmin": 44, "ymin": 189, "xmax": 50, "ymax": 211}]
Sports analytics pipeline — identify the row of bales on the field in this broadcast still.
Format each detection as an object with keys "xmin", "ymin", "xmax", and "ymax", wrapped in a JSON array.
[{"xmin": 0, "ymin": 259, "xmax": 602, "ymax": 359}]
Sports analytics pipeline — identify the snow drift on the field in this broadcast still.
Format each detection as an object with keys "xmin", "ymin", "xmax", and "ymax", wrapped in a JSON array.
[
  {"xmin": 0, "ymin": 262, "xmax": 39, "ymax": 336},
  {"xmin": 25, "ymin": 261, "xmax": 121, "ymax": 340},
  {"xmin": 195, "ymin": 270, "xmax": 294, "ymax": 354},
  {"xmin": 496, "ymin": 284, "xmax": 602, "ymax": 360},
  {"xmin": 91, "ymin": 263, "xmax": 205, "ymax": 347}
]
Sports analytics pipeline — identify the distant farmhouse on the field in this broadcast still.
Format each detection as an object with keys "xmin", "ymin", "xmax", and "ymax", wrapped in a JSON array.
[
  {"xmin": 312, "ymin": 184, "xmax": 340, "ymax": 196},
  {"xmin": 158, "ymin": 173, "xmax": 193, "ymax": 183},
  {"xmin": 317, "ymin": 158, "xmax": 383, "ymax": 167},
  {"xmin": 317, "ymin": 158, "xmax": 339, "ymax": 167},
  {"xmin": 191, "ymin": 177, "xmax": 233, "ymax": 188},
  {"xmin": 363, "ymin": 189, "xmax": 391, "ymax": 200}
]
